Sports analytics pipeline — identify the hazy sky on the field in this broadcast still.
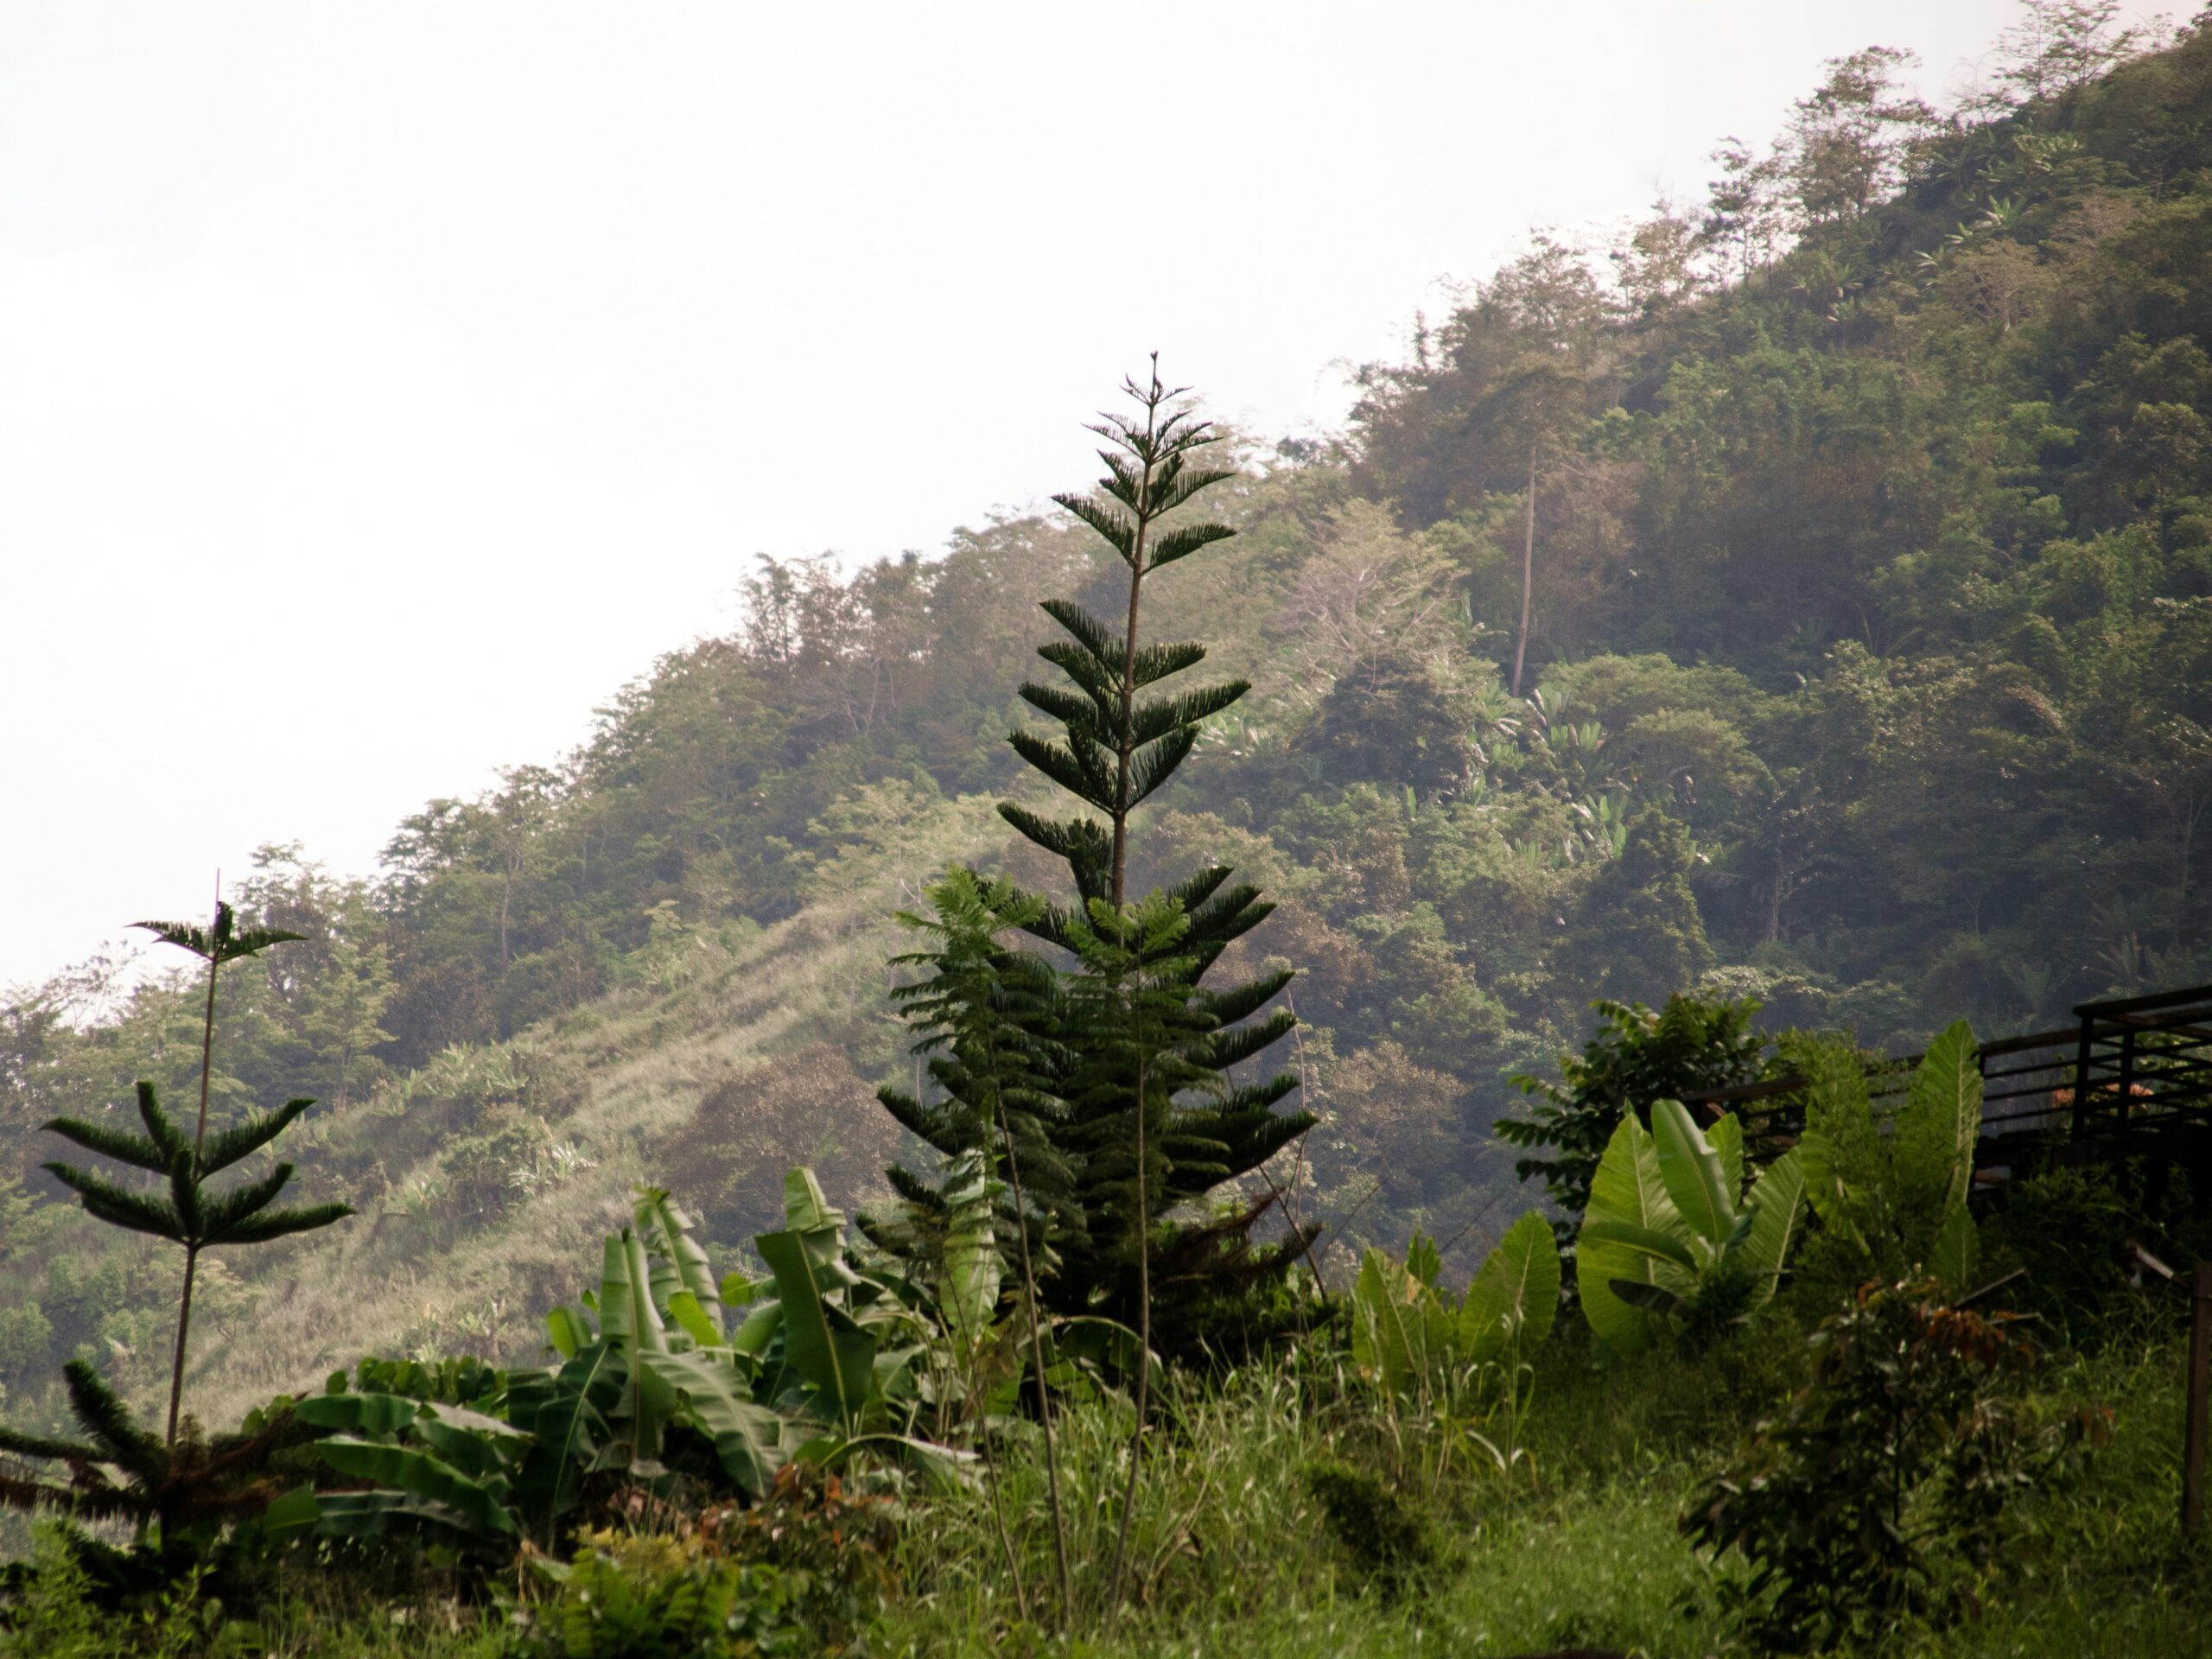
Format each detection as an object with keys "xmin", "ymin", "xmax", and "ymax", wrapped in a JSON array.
[{"xmin": 1, "ymin": 1, "xmax": 2171, "ymax": 992}]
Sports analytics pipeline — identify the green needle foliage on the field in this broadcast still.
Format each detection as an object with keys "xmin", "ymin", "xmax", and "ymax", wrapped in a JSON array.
[
  {"xmin": 0, "ymin": 1357, "xmax": 309, "ymax": 1602},
  {"xmin": 41, "ymin": 899, "xmax": 352, "ymax": 1445}
]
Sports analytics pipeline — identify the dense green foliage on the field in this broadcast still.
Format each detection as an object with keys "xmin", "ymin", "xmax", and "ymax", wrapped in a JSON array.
[
  {"xmin": 1685, "ymin": 1281, "xmax": 2105, "ymax": 1650},
  {"xmin": 9, "ymin": 9, "xmax": 2212, "ymax": 1652}
]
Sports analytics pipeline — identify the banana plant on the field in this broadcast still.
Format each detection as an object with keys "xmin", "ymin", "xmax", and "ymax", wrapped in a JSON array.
[
  {"xmin": 1577, "ymin": 1099, "xmax": 1806, "ymax": 1356},
  {"xmin": 296, "ymin": 1166, "xmax": 972, "ymax": 1559},
  {"xmin": 1351, "ymin": 1210, "xmax": 1561, "ymax": 1404},
  {"xmin": 1796, "ymin": 1020, "xmax": 1983, "ymax": 1292},
  {"xmin": 541, "ymin": 1185, "xmax": 798, "ymax": 1498}
]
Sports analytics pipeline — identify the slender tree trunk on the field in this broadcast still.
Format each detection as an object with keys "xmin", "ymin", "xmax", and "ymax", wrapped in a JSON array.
[
  {"xmin": 1511, "ymin": 443, "xmax": 1536, "ymax": 698},
  {"xmin": 166, "ymin": 1243, "xmax": 200, "ymax": 1447},
  {"xmin": 997, "ymin": 1103, "xmax": 1073, "ymax": 1624},
  {"xmin": 1103, "ymin": 382, "xmax": 1160, "ymax": 1612},
  {"xmin": 1106, "ymin": 1047, "xmax": 1152, "ymax": 1610},
  {"xmin": 170, "ymin": 887, "xmax": 224, "ymax": 1446},
  {"xmin": 1111, "ymin": 554, "xmax": 1145, "ymax": 908}
]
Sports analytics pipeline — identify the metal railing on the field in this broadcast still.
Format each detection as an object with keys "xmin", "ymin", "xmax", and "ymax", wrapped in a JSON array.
[{"xmin": 1676, "ymin": 982, "xmax": 2212, "ymax": 1173}]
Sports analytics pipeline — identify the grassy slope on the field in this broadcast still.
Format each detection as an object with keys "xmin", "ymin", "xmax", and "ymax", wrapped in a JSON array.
[{"xmin": 182, "ymin": 790, "xmax": 1004, "ymax": 1428}]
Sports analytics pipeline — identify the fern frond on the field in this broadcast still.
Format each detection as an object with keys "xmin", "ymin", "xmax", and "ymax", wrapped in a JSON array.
[
  {"xmin": 1038, "ymin": 600, "xmax": 1123, "ymax": 676},
  {"xmin": 1147, "ymin": 520, "xmax": 1236, "ymax": 570},
  {"xmin": 62, "ymin": 1359, "xmax": 165, "ymax": 1477},
  {"xmin": 135, "ymin": 1081, "xmax": 188, "ymax": 1163},
  {"xmin": 130, "ymin": 918, "xmax": 215, "ymax": 958},
  {"xmin": 201, "ymin": 1163, "xmax": 297, "ymax": 1237},
  {"xmin": 1126, "ymin": 728, "xmax": 1198, "ymax": 805},
  {"xmin": 1007, "ymin": 733, "xmax": 1116, "ymax": 810},
  {"xmin": 1128, "ymin": 640, "xmax": 1206, "ymax": 688}
]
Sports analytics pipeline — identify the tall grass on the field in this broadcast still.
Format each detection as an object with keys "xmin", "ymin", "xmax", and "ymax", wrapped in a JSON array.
[{"xmin": 877, "ymin": 1307, "xmax": 2212, "ymax": 1658}]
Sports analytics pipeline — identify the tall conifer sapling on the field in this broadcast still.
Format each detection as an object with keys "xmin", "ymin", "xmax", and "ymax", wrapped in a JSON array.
[{"xmin": 41, "ymin": 893, "xmax": 353, "ymax": 1445}]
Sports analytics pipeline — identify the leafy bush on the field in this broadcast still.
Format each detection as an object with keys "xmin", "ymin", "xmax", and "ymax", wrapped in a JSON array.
[
  {"xmin": 1299, "ymin": 1459, "xmax": 1433, "ymax": 1592},
  {"xmin": 528, "ymin": 1539, "xmax": 818, "ymax": 1659},
  {"xmin": 1498, "ymin": 991, "xmax": 1769, "ymax": 1231},
  {"xmin": 1980, "ymin": 1160, "xmax": 2212, "ymax": 1343},
  {"xmin": 1684, "ymin": 1279, "xmax": 2107, "ymax": 1651},
  {"xmin": 526, "ymin": 1468, "xmax": 893, "ymax": 1658}
]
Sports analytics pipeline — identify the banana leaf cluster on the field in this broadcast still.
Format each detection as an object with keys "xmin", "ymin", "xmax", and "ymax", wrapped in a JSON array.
[
  {"xmin": 290, "ymin": 1170, "xmax": 967, "ymax": 1555},
  {"xmin": 1578, "ymin": 1099, "xmax": 1807, "ymax": 1355},
  {"xmin": 1796, "ymin": 1019, "xmax": 1984, "ymax": 1291},
  {"xmin": 1351, "ymin": 1211, "xmax": 1561, "ymax": 1404}
]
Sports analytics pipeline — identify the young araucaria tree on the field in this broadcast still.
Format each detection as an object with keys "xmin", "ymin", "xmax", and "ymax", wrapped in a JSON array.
[{"xmin": 41, "ymin": 898, "xmax": 353, "ymax": 1445}]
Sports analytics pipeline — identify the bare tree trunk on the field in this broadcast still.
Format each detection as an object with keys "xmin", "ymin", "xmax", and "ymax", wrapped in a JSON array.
[
  {"xmin": 998, "ymin": 1104, "xmax": 1072, "ymax": 1624},
  {"xmin": 1106, "ymin": 1048, "xmax": 1151, "ymax": 1611},
  {"xmin": 1511, "ymin": 444, "xmax": 1536, "ymax": 697}
]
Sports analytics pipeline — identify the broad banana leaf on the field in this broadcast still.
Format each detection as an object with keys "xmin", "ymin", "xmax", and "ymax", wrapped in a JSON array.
[
  {"xmin": 634, "ymin": 1186, "xmax": 721, "ymax": 1335},
  {"xmin": 638, "ymin": 1348, "xmax": 787, "ymax": 1496},
  {"xmin": 315, "ymin": 1438, "xmax": 518, "ymax": 1540},
  {"xmin": 1457, "ymin": 1210, "xmax": 1560, "ymax": 1365},
  {"xmin": 1707, "ymin": 1112, "xmax": 1745, "ymax": 1198},
  {"xmin": 1897, "ymin": 1020, "xmax": 1981, "ymax": 1217},
  {"xmin": 1930, "ymin": 1204, "xmax": 1979, "ymax": 1294},
  {"xmin": 545, "ymin": 1305, "xmax": 594, "ymax": 1361},
  {"xmin": 1351, "ymin": 1247, "xmax": 1449, "ymax": 1397},
  {"xmin": 781, "ymin": 1167, "xmax": 846, "ymax": 1234},
  {"xmin": 1049, "ymin": 1314, "xmax": 1160, "ymax": 1394},
  {"xmin": 599, "ymin": 1230, "xmax": 671, "ymax": 1355},
  {"xmin": 796, "ymin": 1430, "xmax": 976, "ymax": 1494},
  {"xmin": 1734, "ymin": 1148, "xmax": 1806, "ymax": 1312},
  {"xmin": 312, "ymin": 1491, "xmax": 508, "ymax": 1550},
  {"xmin": 257, "ymin": 1483, "xmax": 321, "ymax": 1543},
  {"xmin": 938, "ymin": 1152, "xmax": 1003, "ymax": 1359},
  {"xmin": 511, "ymin": 1342, "xmax": 623, "ymax": 1529},
  {"xmin": 599, "ymin": 1230, "xmax": 676, "ymax": 1457},
  {"xmin": 295, "ymin": 1392, "xmax": 421, "ymax": 1436},
  {"xmin": 1580, "ymin": 1114, "xmax": 1687, "ymax": 1357},
  {"xmin": 410, "ymin": 1404, "xmax": 531, "ymax": 1482},
  {"xmin": 1652, "ymin": 1099, "xmax": 1736, "ymax": 1252},
  {"xmin": 1797, "ymin": 1042, "xmax": 1883, "ymax": 1249},
  {"xmin": 756, "ymin": 1227, "xmax": 878, "ymax": 1421},
  {"xmin": 731, "ymin": 1300, "xmax": 783, "ymax": 1357},
  {"xmin": 1406, "ymin": 1231, "xmax": 1443, "ymax": 1289},
  {"xmin": 666, "ymin": 1291, "xmax": 724, "ymax": 1351},
  {"xmin": 1580, "ymin": 1218, "xmax": 1701, "ymax": 1275}
]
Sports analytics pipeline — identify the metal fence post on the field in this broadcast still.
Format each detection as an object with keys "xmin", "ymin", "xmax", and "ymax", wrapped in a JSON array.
[
  {"xmin": 2188, "ymin": 1261, "xmax": 2211, "ymax": 1540},
  {"xmin": 2072, "ymin": 1013, "xmax": 2095, "ymax": 1141}
]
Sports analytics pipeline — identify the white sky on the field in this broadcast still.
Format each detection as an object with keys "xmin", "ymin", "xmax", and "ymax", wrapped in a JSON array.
[{"xmin": 1, "ymin": 1, "xmax": 2171, "ymax": 992}]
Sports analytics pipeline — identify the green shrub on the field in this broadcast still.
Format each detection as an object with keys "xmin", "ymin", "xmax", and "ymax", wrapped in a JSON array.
[
  {"xmin": 1498, "ymin": 992, "xmax": 1770, "ymax": 1232},
  {"xmin": 1300, "ymin": 1459, "xmax": 1433, "ymax": 1592},
  {"xmin": 1684, "ymin": 1279, "xmax": 2106, "ymax": 1651},
  {"xmin": 1981, "ymin": 1160, "xmax": 2212, "ymax": 1344},
  {"xmin": 527, "ymin": 1474, "xmax": 893, "ymax": 1659}
]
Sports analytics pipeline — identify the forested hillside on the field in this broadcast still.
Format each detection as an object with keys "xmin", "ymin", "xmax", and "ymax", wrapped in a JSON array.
[{"xmin": 7, "ymin": 5, "xmax": 2212, "ymax": 1426}]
